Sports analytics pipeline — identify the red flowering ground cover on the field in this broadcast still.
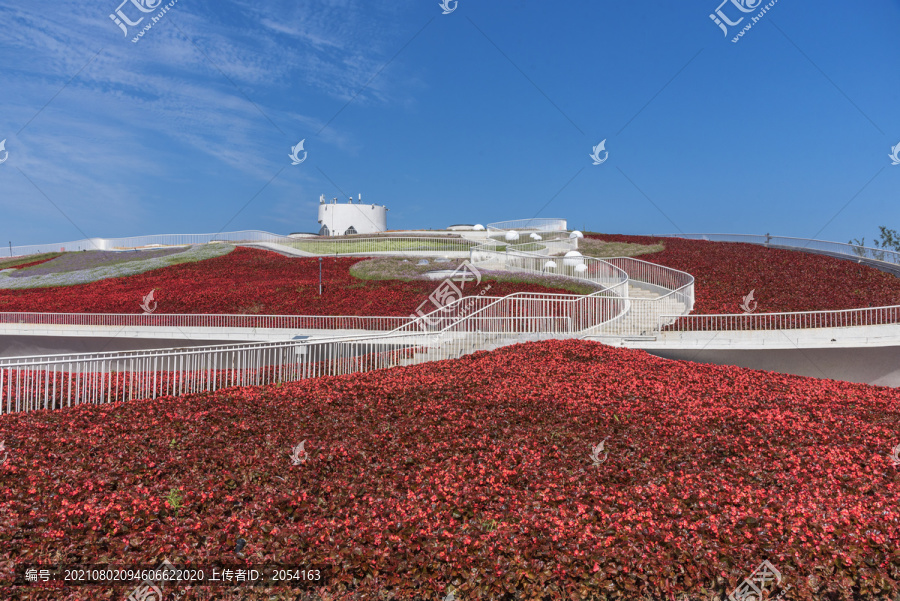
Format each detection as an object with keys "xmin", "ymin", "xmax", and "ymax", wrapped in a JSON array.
[
  {"xmin": 0, "ymin": 255, "xmax": 61, "ymax": 271},
  {"xmin": 1, "ymin": 339, "xmax": 898, "ymax": 600},
  {"xmin": 588, "ymin": 234, "xmax": 900, "ymax": 314},
  {"xmin": 0, "ymin": 247, "xmax": 572, "ymax": 316}
]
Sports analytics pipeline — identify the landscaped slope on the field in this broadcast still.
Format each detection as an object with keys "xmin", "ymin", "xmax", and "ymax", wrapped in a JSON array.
[
  {"xmin": 0, "ymin": 253, "xmax": 62, "ymax": 271},
  {"xmin": 587, "ymin": 234, "xmax": 900, "ymax": 314},
  {"xmin": 0, "ymin": 246, "xmax": 230, "ymax": 290},
  {"xmin": 0, "ymin": 247, "xmax": 576, "ymax": 316},
  {"xmin": 1, "ymin": 339, "xmax": 896, "ymax": 600}
]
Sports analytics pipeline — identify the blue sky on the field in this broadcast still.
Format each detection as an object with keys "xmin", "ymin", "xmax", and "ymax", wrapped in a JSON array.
[{"xmin": 0, "ymin": 0, "xmax": 898, "ymax": 246}]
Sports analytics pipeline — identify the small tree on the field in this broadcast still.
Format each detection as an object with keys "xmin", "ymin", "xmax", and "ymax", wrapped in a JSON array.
[
  {"xmin": 875, "ymin": 226, "xmax": 900, "ymax": 251},
  {"xmin": 849, "ymin": 226, "xmax": 900, "ymax": 262},
  {"xmin": 848, "ymin": 237, "xmax": 870, "ymax": 258}
]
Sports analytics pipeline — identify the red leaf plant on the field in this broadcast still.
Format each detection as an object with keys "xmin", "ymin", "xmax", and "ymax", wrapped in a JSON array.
[
  {"xmin": 1, "ymin": 339, "xmax": 898, "ymax": 599},
  {"xmin": 0, "ymin": 247, "xmax": 574, "ymax": 316},
  {"xmin": 589, "ymin": 234, "xmax": 900, "ymax": 315}
]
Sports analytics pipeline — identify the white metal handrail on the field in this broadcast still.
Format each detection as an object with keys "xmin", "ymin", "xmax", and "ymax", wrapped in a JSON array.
[
  {"xmin": 658, "ymin": 305, "xmax": 900, "ymax": 332},
  {"xmin": 0, "ymin": 242, "xmax": 640, "ymax": 413},
  {"xmin": 471, "ymin": 240, "xmax": 630, "ymax": 288},
  {"xmin": 601, "ymin": 257, "xmax": 695, "ymax": 313},
  {"xmin": 477, "ymin": 246, "xmax": 695, "ymax": 337},
  {"xmin": 4, "ymin": 232, "xmax": 480, "ymax": 259},
  {"xmin": 0, "ymin": 288, "xmax": 635, "ymax": 415},
  {"xmin": 0, "ymin": 312, "xmax": 411, "ymax": 330},
  {"xmin": 486, "ymin": 218, "xmax": 568, "ymax": 232},
  {"xmin": 397, "ymin": 287, "xmax": 626, "ymax": 337},
  {"xmin": 463, "ymin": 243, "xmax": 678, "ymax": 336},
  {"xmin": 0, "ymin": 333, "xmax": 434, "ymax": 413},
  {"xmin": 503, "ymin": 235, "xmax": 578, "ymax": 256},
  {"xmin": 5, "ymin": 230, "xmax": 292, "ymax": 257},
  {"xmin": 478, "ymin": 242, "xmax": 695, "ymax": 331},
  {"xmin": 0, "ymin": 223, "xmax": 710, "ymax": 413},
  {"xmin": 472, "ymin": 242, "xmax": 695, "ymax": 324},
  {"xmin": 0, "ymin": 312, "xmax": 586, "ymax": 414},
  {"xmin": 0, "ymin": 242, "xmax": 695, "ymax": 337},
  {"xmin": 662, "ymin": 233, "xmax": 900, "ymax": 266}
]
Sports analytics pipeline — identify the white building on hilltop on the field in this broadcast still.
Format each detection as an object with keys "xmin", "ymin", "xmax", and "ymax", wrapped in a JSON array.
[{"xmin": 317, "ymin": 194, "xmax": 388, "ymax": 236}]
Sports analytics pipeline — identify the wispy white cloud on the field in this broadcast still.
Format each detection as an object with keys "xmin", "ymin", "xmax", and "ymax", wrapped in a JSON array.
[{"xmin": 0, "ymin": 0, "xmax": 419, "ymax": 238}]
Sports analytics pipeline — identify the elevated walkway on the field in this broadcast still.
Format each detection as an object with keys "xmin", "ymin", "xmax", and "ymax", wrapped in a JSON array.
[
  {"xmin": 581, "ymin": 284, "xmax": 688, "ymax": 340},
  {"xmin": 619, "ymin": 323, "xmax": 900, "ymax": 350},
  {"xmin": 0, "ymin": 323, "xmax": 372, "ymax": 342}
]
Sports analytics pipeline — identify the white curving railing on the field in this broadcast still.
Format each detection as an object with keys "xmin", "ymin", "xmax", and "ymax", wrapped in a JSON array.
[
  {"xmin": 0, "ymin": 286, "xmax": 623, "ymax": 414},
  {"xmin": 486, "ymin": 218, "xmax": 568, "ymax": 232},
  {"xmin": 0, "ymin": 312, "xmax": 411, "ymax": 331},
  {"xmin": 501, "ymin": 236, "xmax": 578, "ymax": 257},
  {"xmin": 471, "ymin": 240, "xmax": 696, "ymax": 336},
  {"xmin": 653, "ymin": 233, "xmax": 900, "ymax": 331},
  {"xmin": 5, "ymin": 232, "xmax": 478, "ymax": 259},
  {"xmin": 658, "ymin": 305, "xmax": 900, "ymax": 332},
  {"xmin": 0, "ymin": 334, "xmax": 441, "ymax": 413},
  {"xmin": 395, "ymin": 278, "xmax": 629, "ymax": 338},
  {"xmin": 663, "ymin": 234, "xmax": 900, "ymax": 267},
  {"xmin": 472, "ymin": 235, "xmax": 627, "ymax": 286},
  {"xmin": 0, "ymin": 234, "xmax": 654, "ymax": 412},
  {"xmin": 583, "ymin": 257, "xmax": 694, "ymax": 337},
  {"xmin": 6, "ymin": 230, "xmax": 293, "ymax": 257},
  {"xmin": 0, "ymin": 224, "xmax": 708, "ymax": 413},
  {"xmin": 602, "ymin": 257, "xmax": 695, "ymax": 313}
]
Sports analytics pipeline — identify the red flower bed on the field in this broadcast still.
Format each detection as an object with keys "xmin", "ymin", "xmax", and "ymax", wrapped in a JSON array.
[
  {"xmin": 1, "ymin": 256, "xmax": 59, "ymax": 271},
  {"xmin": 590, "ymin": 234, "xmax": 900, "ymax": 314},
  {"xmin": 1, "ymin": 339, "xmax": 898, "ymax": 600},
  {"xmin": 0, "ymin": 247, "xmax": 573, "ymax": 316}
]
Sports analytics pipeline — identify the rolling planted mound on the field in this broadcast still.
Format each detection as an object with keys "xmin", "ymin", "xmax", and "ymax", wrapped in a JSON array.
[
  {"xmin": 1, "ymin": 339, "xmax": 898, "ymax": 600},
  {"xmin": 0, "ymin": 247, "xmax": 577, "ymax": 316},
  {"xmin": 586, "ymin": 234, "xmax": 900, "ymax": 314}
]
